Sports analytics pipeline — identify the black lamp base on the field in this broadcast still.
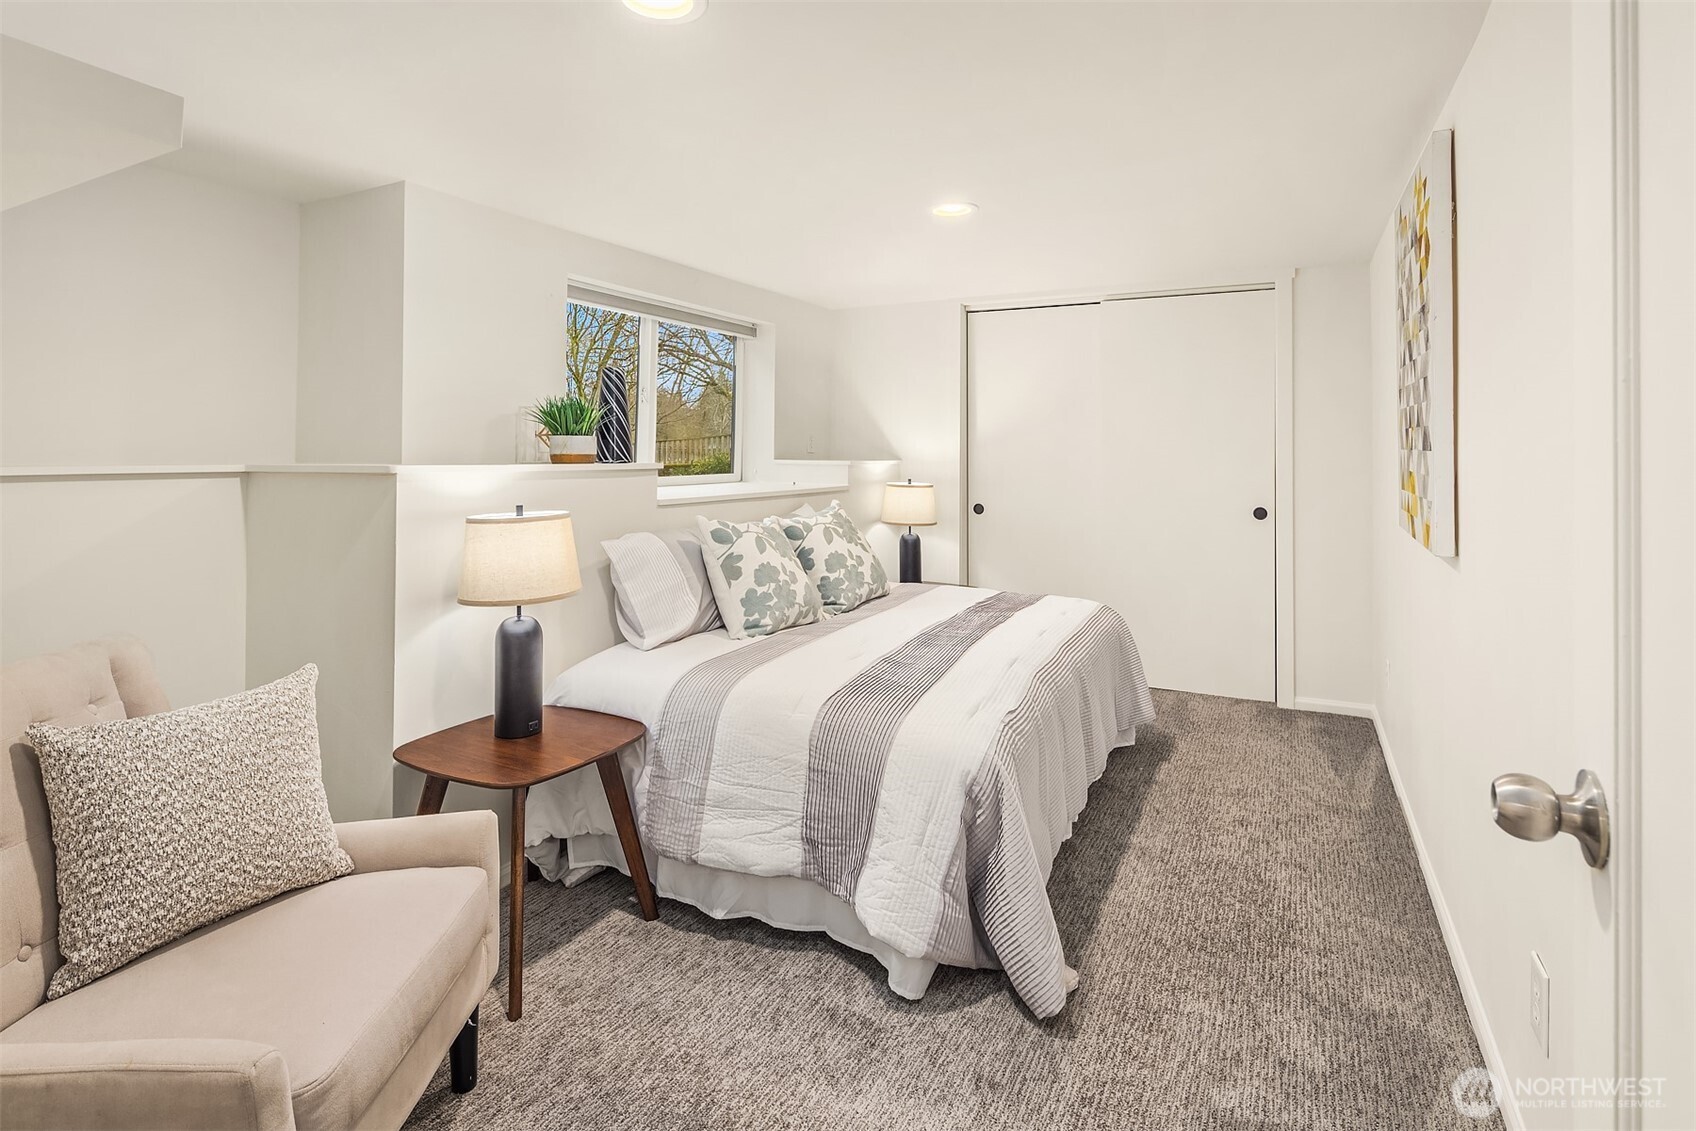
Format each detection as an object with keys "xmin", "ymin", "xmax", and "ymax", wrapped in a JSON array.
[
  {"xmin": 494, "ymin": 613, "xmax": 543, "ymax": 739},
  {"xmin": 899, "ymin": 531, "xmax": 922, "ymax": 584}
]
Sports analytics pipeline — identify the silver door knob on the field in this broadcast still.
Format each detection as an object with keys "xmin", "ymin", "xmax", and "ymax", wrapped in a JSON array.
[{"xmin": 1490, "ymin": 769, "xmax": 1610, "ymax": 869}]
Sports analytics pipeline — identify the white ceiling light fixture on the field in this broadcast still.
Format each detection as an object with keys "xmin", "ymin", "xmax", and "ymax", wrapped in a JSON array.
[
  {"xmin": 622, "ymin": 0, "xmax": 706, "ymax": 23},
  {"xmin": 931, "ymin": 201, "xmax": 978, "ymax": 219}
]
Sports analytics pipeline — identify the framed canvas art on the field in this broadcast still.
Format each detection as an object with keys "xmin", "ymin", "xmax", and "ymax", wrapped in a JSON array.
[{"xmin": 1394, "ymin": 129, "xmax": 1457, "ymax": 557}]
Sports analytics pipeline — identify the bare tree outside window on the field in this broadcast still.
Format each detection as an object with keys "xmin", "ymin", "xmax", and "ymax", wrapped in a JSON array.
[
  {"xmin": 565, "ymin": 302, "xmax": 640, "ymax": 455},
  {"xmin": 657, "ymin": 320, "xmax": 735, "ymax": 476}
]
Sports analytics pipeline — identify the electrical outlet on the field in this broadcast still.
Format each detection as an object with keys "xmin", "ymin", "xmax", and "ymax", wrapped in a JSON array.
[{"xmin": 1529, "ymin": 951, "xmax": 1551, "ymax": 1056}]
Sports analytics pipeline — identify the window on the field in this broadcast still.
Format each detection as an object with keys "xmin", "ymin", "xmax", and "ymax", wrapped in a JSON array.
[
  {"xmin": 564, "ymin": 303, "xmax": 641, "ymax": 461},
  {"xmin": 656, "ymin": 321, "xmax": 736, "ymax": 477},
  {"xmin": 565, "ymin": 286, "xmax": 753, "ymax": 481}
]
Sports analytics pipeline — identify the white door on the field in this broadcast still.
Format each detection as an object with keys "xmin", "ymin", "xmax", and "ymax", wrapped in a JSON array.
[
  {"xmin": 1463, "ymin": 6, "xmax": 1680, "ymax": 1123},
  {"xmin": 967, "ymin": 289, "xmax": 1276, "ymax": 700},
  {"xmin": 965, "ymin": 301, "xmax": 1106, "ymax": 612}
]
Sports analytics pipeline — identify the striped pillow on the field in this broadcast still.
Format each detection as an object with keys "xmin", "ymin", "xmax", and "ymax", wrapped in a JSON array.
[{"xmin": 603, "ymin": 529, "xmax": 724, "ymax": 650}]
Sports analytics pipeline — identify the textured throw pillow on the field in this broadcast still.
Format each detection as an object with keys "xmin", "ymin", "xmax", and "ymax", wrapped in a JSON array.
[
  {"xmin": 603, "ymin": 528, "xmax": 723, "ymax": 650},
  {"xmin": 696, "ymin": 516, "xmax": 823, "ymax": 639},
  {"xmin": 778, "ymin": 501, "xmax": 891, "ymax": 615},
  {"xmin": 25, "ymin": 665, "xmax": 353, "ymax": 998}
]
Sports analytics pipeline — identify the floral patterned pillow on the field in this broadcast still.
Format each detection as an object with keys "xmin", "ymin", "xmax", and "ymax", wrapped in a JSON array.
[
  {"xmin": 776, "ymin": 502, "xmax": 890, "ymax": 616},
  {"xmin": 696, "ymin": 516, "xmax": 824, "ymax": 639}
]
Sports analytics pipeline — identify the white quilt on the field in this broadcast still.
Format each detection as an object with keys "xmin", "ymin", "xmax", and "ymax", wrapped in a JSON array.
[{"xmin": 536, "ymin": 583, "xmax": 1153, "ymax": 1017}]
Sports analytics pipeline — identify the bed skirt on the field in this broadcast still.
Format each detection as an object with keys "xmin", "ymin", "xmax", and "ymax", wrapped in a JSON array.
[{"xmin": 527, "ymin": 833, "xmax": 943, "ymax": 1001}]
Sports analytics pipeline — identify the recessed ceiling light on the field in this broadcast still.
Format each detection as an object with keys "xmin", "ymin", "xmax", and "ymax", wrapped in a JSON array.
[
  {"xmin": 932, "ymin": 201, "xmax": 978, "ymax": 218},
  {"xmin": 622, "ymin": 0, "xmax": 705, "ymax": 22}
]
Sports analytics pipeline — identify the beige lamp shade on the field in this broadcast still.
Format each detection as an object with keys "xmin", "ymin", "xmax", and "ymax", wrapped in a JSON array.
[
  {"xmin": 881, "ymin": 481, "xmax": 937, "ymax": 527},
  {"xmin": 457, "ymin": 509, "xmax": 581, "ymax": 607}
]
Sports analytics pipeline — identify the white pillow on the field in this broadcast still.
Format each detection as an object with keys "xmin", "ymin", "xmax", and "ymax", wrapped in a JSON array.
[
  {"xmin": 695, "ymin": 516, "xmax": 823, "ymax": 639},
  {"xmin": 776, "ymin": 501, "xmax": 890, "ymax": 615},
  {"xmin": 602, "ymin": 529, "xmax": 723, "ymax": 650}
]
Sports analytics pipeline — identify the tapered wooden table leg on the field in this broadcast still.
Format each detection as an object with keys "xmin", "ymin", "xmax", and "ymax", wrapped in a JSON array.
[
  {"xmin": 508, "ymin": 785, "xmax": 526, "ymax": 1021},
  {"xmin": 416, "ymin": 774, "xmax": 449, "ymax": 816},
  {"xmin": 597, "ymin": 756, "xmax": 658, "ymax": 921},
  {"xmin": 392, "ymin": 707, "xmax": 653, "ymax": 1027}
]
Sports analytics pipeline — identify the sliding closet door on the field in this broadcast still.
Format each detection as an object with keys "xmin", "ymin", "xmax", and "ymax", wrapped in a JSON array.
[
  {"xmin": 967, "ymin": 300, "xmax": 1111, "ymax": 602},
  {"xmin": 967, "ymin": 290, "xmax": 1275, "ymax": 701}
]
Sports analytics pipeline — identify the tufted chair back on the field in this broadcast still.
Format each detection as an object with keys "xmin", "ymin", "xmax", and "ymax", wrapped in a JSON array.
[{"xmin": 0, "ymin": 638, "xmax": 170, "ymax": 1030}]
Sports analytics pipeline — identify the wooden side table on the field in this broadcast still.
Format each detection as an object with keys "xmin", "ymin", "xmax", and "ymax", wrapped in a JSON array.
[{"xmin": 393, "ymin": 706, "xmax": 657, "ymax": 1021}]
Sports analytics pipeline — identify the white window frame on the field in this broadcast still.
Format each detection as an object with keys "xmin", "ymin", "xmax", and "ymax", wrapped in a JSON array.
[
  {"xmin": 636, "ymin": 313, "xmax": 657, "ymax": 466},
  {"xmin": 642, "ymin": 316, "xmax": 743, "ymax": 486},
  {"xmin": 568, "ymin": 288, "xmax": 748, "ymax": 486}
]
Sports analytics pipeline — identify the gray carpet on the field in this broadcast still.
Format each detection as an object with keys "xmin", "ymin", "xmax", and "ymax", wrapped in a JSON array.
[{"xmin": 405, "ymin": 691, "xmax": 1500, "ymax": 1130}]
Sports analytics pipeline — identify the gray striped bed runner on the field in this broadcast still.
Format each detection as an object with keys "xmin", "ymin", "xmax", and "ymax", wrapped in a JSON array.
[
  {"xmin": 642, "ymin": 583, "xmax": 932, "ymax": 857},
  {"xmin": 803, "ymin": 590, "xmax": 1043, "ymax": 897}
]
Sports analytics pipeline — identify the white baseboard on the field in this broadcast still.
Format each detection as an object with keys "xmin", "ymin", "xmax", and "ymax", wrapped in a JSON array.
[
  {"xmin": 1369, "ymin": 706, "xmax": 1524, "ymax": 1131},
  {"xmin": 1290, "ymin": 696, "xmax": 1376, "ymax": 718}
]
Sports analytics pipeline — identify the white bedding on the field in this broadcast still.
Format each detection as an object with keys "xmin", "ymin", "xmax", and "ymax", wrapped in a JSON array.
[{"xmin": 529, "ymin": 582, "xmax": 1153, "ymax": 1016}]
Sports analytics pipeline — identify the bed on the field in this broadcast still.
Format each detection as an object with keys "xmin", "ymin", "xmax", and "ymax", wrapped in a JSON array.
[{"xmin": 528, "ymin": 581, "xmax": 1154, "ymax": 1018}]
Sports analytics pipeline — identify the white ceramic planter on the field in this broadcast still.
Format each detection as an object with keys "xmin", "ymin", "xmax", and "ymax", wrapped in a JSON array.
[{"xmin": 548, "ymin": 434, "xmax": 597, "ymax": 464}]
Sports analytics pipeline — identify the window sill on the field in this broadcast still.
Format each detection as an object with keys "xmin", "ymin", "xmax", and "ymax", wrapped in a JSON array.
[
  {"xmin": 655, "ymin": 480, "xmax": 849, "ymax": 508},
  {"xmin": 394, "ymin": 462, "xmax": 662, "ymax": 476}
]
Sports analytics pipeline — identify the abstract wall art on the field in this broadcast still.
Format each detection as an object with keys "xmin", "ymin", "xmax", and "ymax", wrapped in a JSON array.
[{"xmin": 1394, "ymin": 129, "xmax": 1457, "ymax": 557}]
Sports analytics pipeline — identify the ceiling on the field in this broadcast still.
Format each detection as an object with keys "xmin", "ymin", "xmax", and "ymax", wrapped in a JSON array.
[{"xmin": 0, "ymin": 1, "xmax": 1487, "ymax": 309}]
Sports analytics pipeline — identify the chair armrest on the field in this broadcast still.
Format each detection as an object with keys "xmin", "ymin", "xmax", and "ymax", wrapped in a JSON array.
[
  {"xmin": 0, "ymin": 1039, "xmax": 295, "ymax": 1131},
  {"xmin": 335, "ymin": 812, "xmax": 500, "ymax": 962}
]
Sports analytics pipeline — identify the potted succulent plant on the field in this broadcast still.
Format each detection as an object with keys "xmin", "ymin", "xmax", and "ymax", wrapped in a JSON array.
[{"xmin": 530, "ymin": 395, "xmax": 602, "ymax": 464}]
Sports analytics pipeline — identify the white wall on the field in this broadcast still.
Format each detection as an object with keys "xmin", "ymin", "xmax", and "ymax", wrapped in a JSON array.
[
  {"xmin": 399, "ymin": 185, "xmax": 838, "ymax": 468},
  {"xmin": 245, "ymin": 470, "xmax": 398, "ymax": 823},
  {"xmin": 0, "ymin": 164, "xmax": 298, "ymax": 466},
  {"xmin": 0, "ymin": 474, "xmax": 247, "ymax": 708},
  {"xmin": 830, "ymin": 302, "xmax": 965, "ymax": 583},
  {"xmin": 1368, "ymin": 4, "xmax": 1620, "ymax": 1123},
  {"xmin": 0, "ymin": 35, "xmax": 182, "ymax": 211},
  {"xmin": 295, "ymin": 183, "xmax": 404, "ymax": 464},
  {"xmin": 0, "ymin": 164, "xmax": 296, "ymax": 709},
  {"xmin": 1291, "ymin": 264, "xmax": 1373, "ymax": 707}
]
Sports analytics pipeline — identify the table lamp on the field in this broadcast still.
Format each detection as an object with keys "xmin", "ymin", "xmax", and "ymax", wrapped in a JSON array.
[
  {"xmin": 881, "ymin": 479, "xmax": 937, "ymax": 584},
  {"xmin": 457, "ymin": 505, "xmax": 581, "ymax": 738}
]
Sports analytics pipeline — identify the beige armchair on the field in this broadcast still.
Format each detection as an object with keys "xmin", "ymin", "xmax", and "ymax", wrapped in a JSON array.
[{"xmin": 0, "ymin": 639, "xmax": 498, "ymax": 1131}]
